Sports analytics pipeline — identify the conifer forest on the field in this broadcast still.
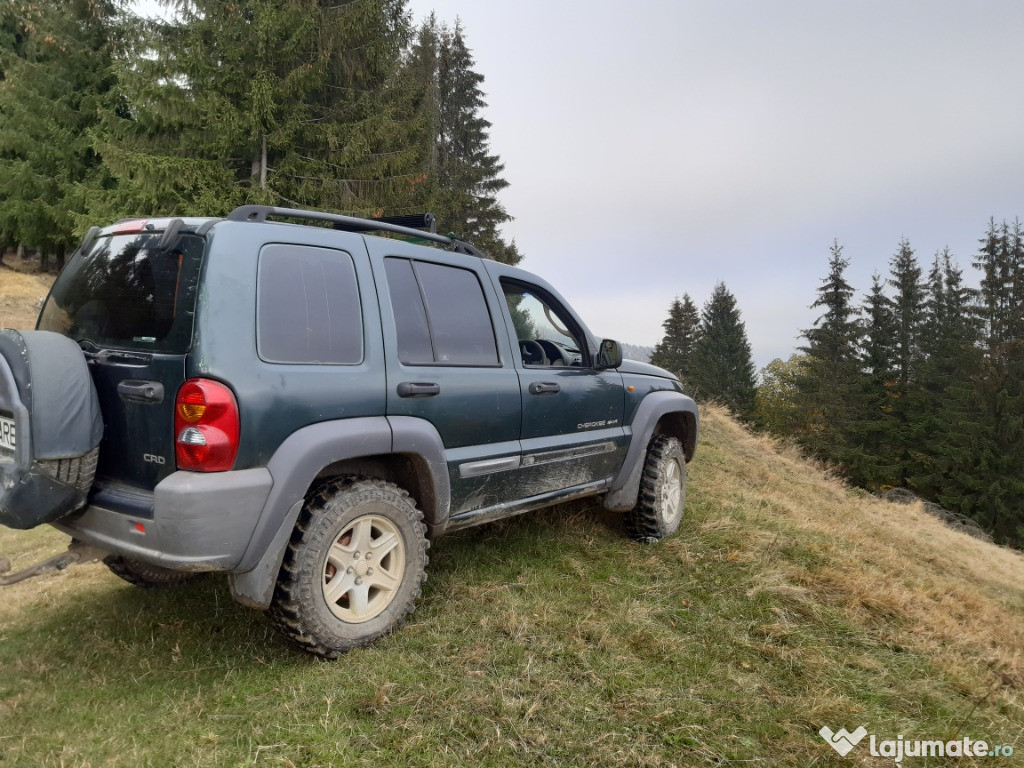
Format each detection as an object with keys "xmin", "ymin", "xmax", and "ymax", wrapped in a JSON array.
[
  {"xmin": 0, "ymin": 0, "xmax": 520, "ymax": 267},
  {"xmin": 652, "ymin": 222, "xmax": 1024, "ymax": 548}
]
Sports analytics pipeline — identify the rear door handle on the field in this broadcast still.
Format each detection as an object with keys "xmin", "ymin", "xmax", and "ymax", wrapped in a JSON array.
[
  {"xmin": 397, "ymin": 382, "xmax": 440, "ymax": 398},
  {"xmin": 528, "ymin": 381, "xmax": 561, "ymax": 396},
  {"xmin": 117, "ymin": 380, "xmax": 165, "ymax": 404}
]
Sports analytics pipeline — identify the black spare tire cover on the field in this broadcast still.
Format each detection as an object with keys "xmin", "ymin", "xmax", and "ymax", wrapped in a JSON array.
[{"xmin": 0, "ymin": 330, "xmax": 103, "ymax": 529}]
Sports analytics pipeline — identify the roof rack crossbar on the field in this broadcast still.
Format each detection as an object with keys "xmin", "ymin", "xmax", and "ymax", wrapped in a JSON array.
[
  {"xmin": 227, "ymin": 205, "xmax": 452, "ymax": 246},
  {"xmin": 370, "ymin": 212, "xmax": 436, "ymax": 233}
]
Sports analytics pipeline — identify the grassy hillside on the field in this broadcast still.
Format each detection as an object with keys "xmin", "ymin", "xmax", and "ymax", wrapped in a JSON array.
[{"xmin": 0, "ymin": 406, "xmax": 1021, "ymax": 767}]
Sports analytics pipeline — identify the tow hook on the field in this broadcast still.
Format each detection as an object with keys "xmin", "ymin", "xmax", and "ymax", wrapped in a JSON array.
[{"xmin": 0, "ymin": 540, "xmax": 107, "ymax": 586}]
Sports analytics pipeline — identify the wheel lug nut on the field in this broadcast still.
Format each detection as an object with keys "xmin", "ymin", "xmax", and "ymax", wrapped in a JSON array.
[
  {"xmin": 366, "ymin": 568, "xmax": 374, "ymax": 575},
  {"xmin": 354, "ymin": 551, "xmax": 361, "ymax": 559},
  {"xmin": 355, "ymin": 577, "xmax": 363, "ymax": 585},
  {"xmin": 365, "ymin": 553, "xmax": 373, "ymax": 560},
  {"xmin": 346, "ymin": 566, "xmax": 354, "ymax": 574}
]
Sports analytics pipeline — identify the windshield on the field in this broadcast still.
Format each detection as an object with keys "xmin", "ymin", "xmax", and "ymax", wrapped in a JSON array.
[{"xmin": 38, "ymin": 232, "xmax": 204, "ymax": 354}]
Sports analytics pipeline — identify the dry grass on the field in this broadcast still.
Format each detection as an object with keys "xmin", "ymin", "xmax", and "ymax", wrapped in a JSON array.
[
  {"xmin": 697, "ymin": 406, "xmax": 1024, "ymax": 694},
  {"xmin": 0, "ymin": 334, "xmax": 1022, "ymax": 765},
  {"xmin": 0, "ymin": 268, "xmax": 53, "ymax": 330}
]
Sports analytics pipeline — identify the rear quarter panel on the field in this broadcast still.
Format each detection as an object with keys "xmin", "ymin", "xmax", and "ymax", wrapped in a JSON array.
[{"xmin": 191, "ymin": 222, "xmax": 387, "ymax": 469}]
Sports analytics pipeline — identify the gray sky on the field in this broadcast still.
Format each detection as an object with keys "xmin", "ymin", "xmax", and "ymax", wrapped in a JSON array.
[
  {"xmin": 136, "ymin": 1, "xmax": 1024, "ymax": 367},
  {"xmin": 404, "ymin": 0, "xmax": 1024, "ymax": 366}
]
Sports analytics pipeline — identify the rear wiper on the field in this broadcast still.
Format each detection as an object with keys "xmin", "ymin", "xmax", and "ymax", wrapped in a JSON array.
[
  {"xmin": 78, "ymin": 339, "xmax": 100, "ymax": 357},
  {"xmin": 77, "ymin": 341, "xmax": 152, "ymax": 366}
]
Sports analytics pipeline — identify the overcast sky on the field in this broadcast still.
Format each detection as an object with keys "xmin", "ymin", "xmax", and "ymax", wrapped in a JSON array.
[
  {"xmin": 401, "ymin": 0, "xmax": 1024, "ymax": 366},
  {"xmin": 137, "ymin": 1, "xmax": 1024, "ymax": 367}
]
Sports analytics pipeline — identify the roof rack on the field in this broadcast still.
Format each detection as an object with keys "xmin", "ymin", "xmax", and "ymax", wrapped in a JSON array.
[{"xmin": 227, "ymin": 205, "xmax": 487, "ymax": 259}]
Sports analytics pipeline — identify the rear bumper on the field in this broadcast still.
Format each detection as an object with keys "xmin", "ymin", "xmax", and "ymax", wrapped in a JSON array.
[{"xmin": 53, "ymin": 468, "xmax": 273, "ymax": 571}]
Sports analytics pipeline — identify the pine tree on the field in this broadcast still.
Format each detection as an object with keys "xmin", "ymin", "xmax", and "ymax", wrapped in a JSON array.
[
  {"xmin": 650, "ymin": 293, "xmax": 700, "ymax": 386},
  {"xmin": 689, "ymin": 282, "xmax": 757, "ymax": 421},
  {"xmin": 844, "ymin": 273, "xmax": 899, "ymax": 488},
  {"xmin": 405, "ymin": 18, "xmax": 520, "ymax": 263},
  {"xmin": 888, "ymin": 238, "xmax": 926, "ymax": 384},
  {"xmin": 907, "ymin": 250, "xmax": 982, "ymax": 500},
  {"xmin": 795, "ymin": 240, "xmax": 863, "ymax": 469},
  {"xmin": 884, "ymin": 238, "xmax": 927, "ymax": 487},
  {"xmin": 961, "ymin": 219, "xmax": 1024, "ymax": 544},
  {"xmin": 0, "ymin": 0, "xmax": 119, "ymax": 268},
  {"xmin": 973, "ymin": 219, "xmax": 1014, "ymax": 349},
  {"xmin": 92, "ymin": 0, "xmax": 418, "ymax": 219}
]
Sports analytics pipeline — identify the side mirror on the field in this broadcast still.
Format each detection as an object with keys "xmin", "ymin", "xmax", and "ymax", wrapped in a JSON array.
[{"xmin": 595, "ymin": 339, "xmax": 622, "ymax": 370}]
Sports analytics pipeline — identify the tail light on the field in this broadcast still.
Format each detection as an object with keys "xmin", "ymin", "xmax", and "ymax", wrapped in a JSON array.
[{"xmin": 174, "ymin": 379, "xmax": 239, "ymax": 471}]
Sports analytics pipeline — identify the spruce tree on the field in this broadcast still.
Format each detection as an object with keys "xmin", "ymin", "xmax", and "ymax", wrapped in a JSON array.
[
  {"xmin": 406, "ymin": 19, "xmax": 520, "ymax": 263},
  {"xmin": 93, "ymin": 0, "xmax": 417, "ymax": 219},
  {"xmin": 689, "ymin": 282, "xmax": 757, "ymax": 421},
  {"xmin": 973, "ymin": 219, "xmax": 1014, "ymax": 348},
  {"xmin": 885, "ymin": 238, "xmax": 926, "ymax": 486},
  {"xmin": 908, "ymin": 250, "xmax": 982, "ymax": 501},
  {"xmin": 962, "ymin": 219, "xmax": 1024, "ymax": 544},
  {"xmin": 844, "ymin": 273, "xmax": 899, "ymax": 489},
  {"xmin": 887, "ymin": 238, "xmax": 926, "ymax": 384},
  {"xmin": 0, "ymin": 0, "xmax": 119, "ymax": 267},
  {"xmin": 650, "ymin": 294, "xmax": 700, "ymax": 386},
  {"xmin": 795, "ymin": 240, "xmax": 862, "ymax": 469}
]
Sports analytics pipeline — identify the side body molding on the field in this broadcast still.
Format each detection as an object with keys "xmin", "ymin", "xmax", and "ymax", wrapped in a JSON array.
[
  {"xmin": 229, "ymin": 415, "xmax": 451, "ymax": 609},
  {"xmin": 603, "ymin": 390, "xmax": 699, "ymax": 513}
]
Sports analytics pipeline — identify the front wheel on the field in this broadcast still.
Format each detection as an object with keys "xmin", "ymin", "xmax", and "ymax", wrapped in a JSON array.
[
  {"xmin": 624, "ymin": 435, "xmax": 687, "ymax": 544},
  {"xmin": 269, "ymin": 477, "xmax": 429, "ymax": 659}
]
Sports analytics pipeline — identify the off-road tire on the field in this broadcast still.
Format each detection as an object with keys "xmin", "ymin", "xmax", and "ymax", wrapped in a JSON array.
[
  {"xmin": 269, "ymin": 476, "xmax": 429, "ymax": 659},
  {"xmin": 37, "ymin": 447, "xmax": 100, "ymax": 495},
  {"xmin": 103, "ymin": 555, "xmax": 199, "ymax": 588},
  {"xmin": 624, "ymin": 434, "xmax": 687, "ymax": 544}
]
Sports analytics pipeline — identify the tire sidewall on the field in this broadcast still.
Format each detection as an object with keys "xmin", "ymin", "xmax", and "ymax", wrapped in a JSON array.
[
  {"xmin": 625, "ymin": 434, "xmax": 688, "ymax": 543},
  {"xmin": 651, "ymin": 440, "xmax": 686, "ymax": 537},
  {"xmin": 289, "ymin": 482, "xmax": 427, "ymax": 651}
]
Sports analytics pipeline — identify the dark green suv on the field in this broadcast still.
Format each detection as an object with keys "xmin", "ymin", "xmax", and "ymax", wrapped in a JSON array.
[{"xmin": 0, "ymin": 206, "xmax": 698, "ymax": 658}]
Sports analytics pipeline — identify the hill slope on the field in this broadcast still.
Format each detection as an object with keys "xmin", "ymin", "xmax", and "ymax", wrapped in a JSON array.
[{"xmin": 0, "ymin": 407, "xmax": 1021, "ymax": 767}]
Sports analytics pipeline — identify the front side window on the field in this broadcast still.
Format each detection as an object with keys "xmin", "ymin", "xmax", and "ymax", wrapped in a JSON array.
[
  {"xmin": 38, "ymin": 232, "xmax": 204, "ymax": 354},
  {"xmin": 502, "ymin": 281, "xmax": 587, "ymax": 367},
  {"xmin": 385, "ymin": 257, "xmax": 499, "ymax": 366},
  {"xmin": 257, "ymin": 245, "xmax": 363, "ymax": 365}
]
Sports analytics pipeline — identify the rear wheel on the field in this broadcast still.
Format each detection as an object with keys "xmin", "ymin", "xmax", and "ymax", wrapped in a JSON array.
[
  {"xmin": 269, "ymin": 477, "xmax": 429, "ymax": 659},
  {"xmin": 103, "ymin": 555, "xmax": 199, "ymax": 588},
  {"xmin": 624, "ymin": 434, "xmax": 687, "ymax": 543}
]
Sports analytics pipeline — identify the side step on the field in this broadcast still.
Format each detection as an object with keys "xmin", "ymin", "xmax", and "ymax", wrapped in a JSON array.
[{"xmin": 0, "ymin": 540, "xmax": 106, "ymax": 586}]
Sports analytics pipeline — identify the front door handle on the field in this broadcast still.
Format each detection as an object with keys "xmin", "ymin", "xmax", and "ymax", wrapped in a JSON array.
[
  {"xmin": 528, "ymin": 381, "xmax": 561, "ymax": 396},
  {"xmin": 397, "ymin": 381, "xmax": 440, "ymax": 398}
]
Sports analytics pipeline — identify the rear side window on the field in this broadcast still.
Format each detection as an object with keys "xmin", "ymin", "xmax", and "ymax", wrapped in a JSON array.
[
  {"xmin": 257, "ymin": 245, "xmax": 363, "ymax": 365},
  {"xmin": 385, "ymin": 257, "xmax": 498, "ymax": 366},
  {"xmin": 38, "ymin": 232, "xmax": 204, "ymax": 354}
]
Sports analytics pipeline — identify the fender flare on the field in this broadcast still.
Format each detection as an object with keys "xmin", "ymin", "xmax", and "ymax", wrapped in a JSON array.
[
  {"xmin": 228, "ymin": 416, "xmax": 450, "ymax": 609},
  {"xmin": 603, "ymin": 391, "xmax": 698, "ymax": 512}
]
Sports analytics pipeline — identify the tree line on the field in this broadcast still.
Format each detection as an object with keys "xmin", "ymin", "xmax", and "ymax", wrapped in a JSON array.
[
  {"xmin": 0, "ymin": 0, "xmax": 520, "ymax": 269},
  {"xmin": 653, "ymin": 220, "xmax": 1023, "ymax": 547}
]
